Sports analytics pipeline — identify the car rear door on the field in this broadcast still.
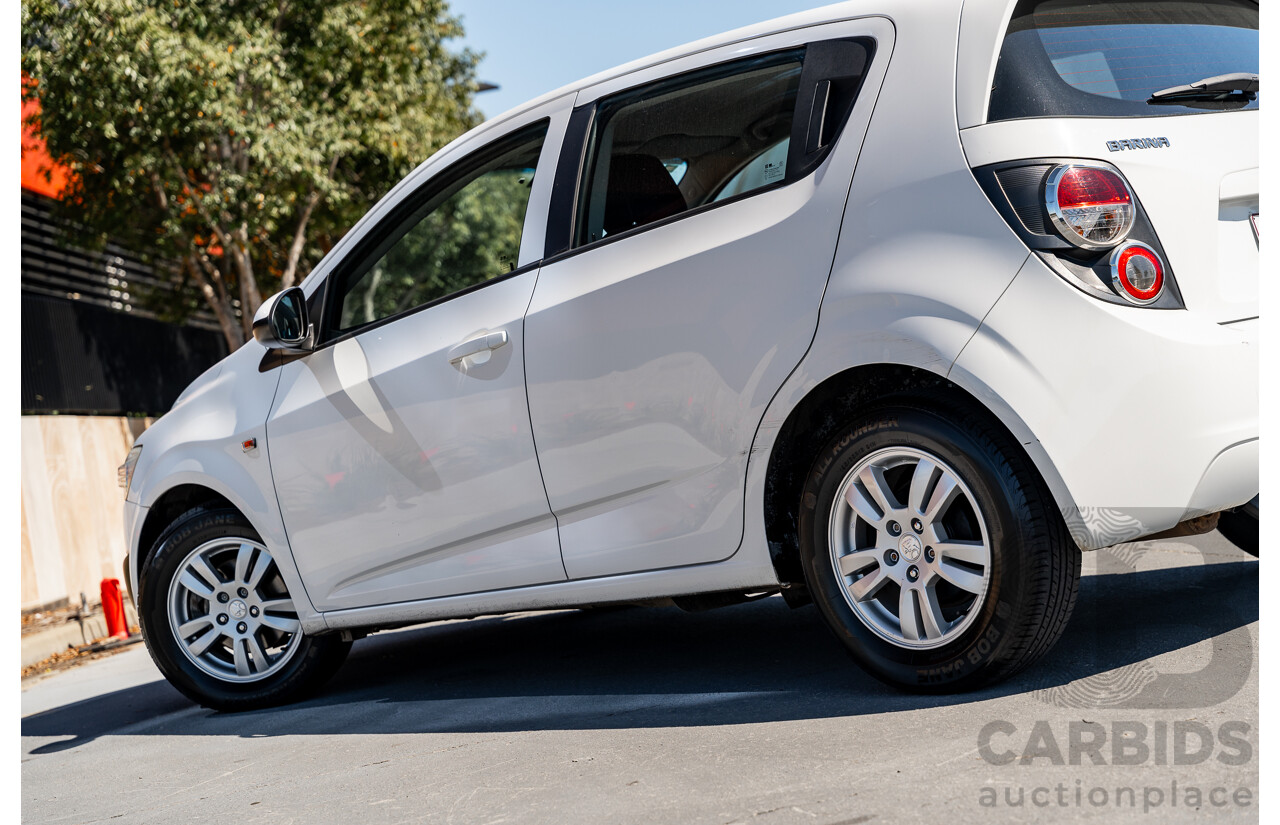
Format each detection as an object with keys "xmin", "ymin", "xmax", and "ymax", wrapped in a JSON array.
[{"xmin": 524, "ymin": 19, "xmax": 894, "ymax": 580}]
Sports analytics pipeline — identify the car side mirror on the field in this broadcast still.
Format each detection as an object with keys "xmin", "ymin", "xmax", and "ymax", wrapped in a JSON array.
[{"xmin": 252, "ymin": 287, "xmax": 313, "ymax": 351}]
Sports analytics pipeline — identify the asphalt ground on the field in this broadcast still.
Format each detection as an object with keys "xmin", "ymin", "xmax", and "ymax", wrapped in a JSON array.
[{"xmin": 21, "ymin": 531, "xmax": 1257, "ymax": 824}]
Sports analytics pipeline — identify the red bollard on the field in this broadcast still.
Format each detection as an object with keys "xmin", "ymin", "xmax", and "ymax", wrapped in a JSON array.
[{"xmin": 100, "ymin": 578, "xmax": 130, "ymax": 639}]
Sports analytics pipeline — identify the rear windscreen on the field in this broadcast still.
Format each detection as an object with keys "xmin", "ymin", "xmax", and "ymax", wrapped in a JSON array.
[{"xmin": 988, "ymin": 0, "xmax": 1258, "ymax": 121}]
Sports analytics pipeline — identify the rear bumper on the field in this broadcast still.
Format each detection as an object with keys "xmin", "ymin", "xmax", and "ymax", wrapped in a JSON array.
[{"xmin": 953, "ymin": 256, "xmax": 1258, "ymax": 550}]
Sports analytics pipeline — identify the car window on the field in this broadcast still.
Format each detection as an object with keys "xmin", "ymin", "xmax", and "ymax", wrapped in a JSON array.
[
  {"xmin": 713, "ymin": 138, "xmax": 790, "ymax": 202},
  {"xmin": 575, "ymin": 51, "xmax": 805, "ymax": 246},
  {"xmin": 662, "ymin": 158, "xmax": 688, "ymax": 185},
  {"xmin": 330, "ymin": 122, "xmax": 548, "ymax": 335},
  {"xmin": 988, "ymin": 0, "xmax": 1258, "ymax": 121}
]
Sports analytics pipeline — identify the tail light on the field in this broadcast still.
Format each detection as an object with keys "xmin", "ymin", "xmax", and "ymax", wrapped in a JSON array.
[
  {"xmin": 971, "ymin": 157, "xmax": 1181, "ymax": 309},
  {"xmin": 1110, "ymin": 242, "xmax": 1164, "ymax": 304},
  {"xmin": 1045, "ymin": 165, "xmax": 1135, "ymax": 249}
]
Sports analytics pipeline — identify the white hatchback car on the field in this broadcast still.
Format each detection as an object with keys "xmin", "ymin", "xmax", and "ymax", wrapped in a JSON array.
[{"xmin": 120, "ymin": 0, "xmax": 1258, "ymax": 710}]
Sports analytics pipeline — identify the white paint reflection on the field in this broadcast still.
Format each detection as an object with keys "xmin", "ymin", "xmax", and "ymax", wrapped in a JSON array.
[{"xmin": 333, "ymin": 337, "xmax": 394, "ymax": 434}]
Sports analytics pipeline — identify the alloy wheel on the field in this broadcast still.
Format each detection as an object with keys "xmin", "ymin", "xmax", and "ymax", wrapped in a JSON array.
[
  {"xmin": 827, "ymin": 446, "xmax": 992, "ymax": 649},
  {"xmin": 166, "ymin": 538, "xmax": 303, "ymax": 682}
]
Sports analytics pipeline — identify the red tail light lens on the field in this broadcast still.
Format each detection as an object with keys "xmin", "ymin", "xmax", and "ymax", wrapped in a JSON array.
[
  {"xmin": 1045, "ymin": 165, "xmax": 1135, "ymax": 249},
  {"xmin": 1109, "ymin": 242, "xmax": 1164, "ymax": 304}
]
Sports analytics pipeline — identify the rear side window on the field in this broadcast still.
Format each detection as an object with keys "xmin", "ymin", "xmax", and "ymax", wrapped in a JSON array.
[
  {"xmin": 575, "ymin": 50, "xmax": 805, "ymax": 246},
  {"xmin": 988, "ymin": 0, "xmax": 1258, "ymax": 121}
]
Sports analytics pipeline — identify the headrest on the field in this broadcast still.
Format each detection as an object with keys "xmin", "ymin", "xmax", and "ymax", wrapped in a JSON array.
[{"xmin": 603, "ymin": 154, "xmax": 687, "ymax": 237}]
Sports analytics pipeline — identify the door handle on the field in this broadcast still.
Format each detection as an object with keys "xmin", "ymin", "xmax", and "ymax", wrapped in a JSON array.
[{"xmin": 448, "ymin": 329, "xmax": 509, "ymax": 364}]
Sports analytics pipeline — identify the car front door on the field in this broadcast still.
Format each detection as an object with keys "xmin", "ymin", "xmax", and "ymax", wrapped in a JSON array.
[
  {"xmin": 523, "ymin": 21, "xmax": 892, "ymax": 580},
  {"xmin": 266, "ymin": 99, "xmax": 571, "ymax": 613}
]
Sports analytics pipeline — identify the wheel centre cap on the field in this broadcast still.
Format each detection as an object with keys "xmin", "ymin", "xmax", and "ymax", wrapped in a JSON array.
[
  {"xmin": 898, "ymin": 534, "xmax": 922, "ymax": 562},
  {"xmin": 229, "ymin": 600, "xmax": 248, "ymax": 619}
]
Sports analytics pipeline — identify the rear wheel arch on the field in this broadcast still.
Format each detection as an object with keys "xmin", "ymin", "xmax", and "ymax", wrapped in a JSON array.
[{"xmin": 763, "ymin": 363, "xmax": 1071, "ymax": 586}]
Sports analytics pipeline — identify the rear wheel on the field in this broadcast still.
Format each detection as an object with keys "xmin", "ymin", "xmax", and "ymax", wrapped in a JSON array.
[
  {"xmin": 139, "ymin": 507, "xmax": 350, "ymax": 711},
  {"xmin": 798, "ymin": 401, "xmax": 1079, "ymax": 691}
]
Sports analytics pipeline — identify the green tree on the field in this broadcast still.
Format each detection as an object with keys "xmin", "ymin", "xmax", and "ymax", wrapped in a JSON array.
[{"xmin": 22, "ymin": 0, "xmax": 481, "ymax": 348}]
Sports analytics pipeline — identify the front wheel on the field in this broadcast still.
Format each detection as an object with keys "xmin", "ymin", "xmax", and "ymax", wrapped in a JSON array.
[
  {"xmin": 798, "ymin": 402, "xmax": 1080, "ymax": 692},
  {"xmin": 138, "ymin": 507, "xmax": 350, "ymax": 711}
]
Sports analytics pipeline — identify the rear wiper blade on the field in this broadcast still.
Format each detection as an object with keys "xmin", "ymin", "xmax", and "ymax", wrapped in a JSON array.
[{"xmin": 1149, "ymin": 72, "xmax": 1258, "ymax": 102}]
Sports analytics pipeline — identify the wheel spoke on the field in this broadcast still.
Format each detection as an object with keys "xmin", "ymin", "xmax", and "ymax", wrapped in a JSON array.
[
  {"xmin": 919, "ymin": 586, "xmax": 947, "ymax": 640},
  {"xmin": 858, "ymin": 465, "xmax": 897, "ymax": 518},
  {"xmin": 233, "ymin": 638, "xmax": 252, "ymax": 677},
  {"xmin": 188, "ymin": 555, "xmax": 223, "ymax": 589},
  {"xmin": 259, "ymin": 614, "xmax": 301, "ymax": 634},
  {"xmin": 177, "ymin": 616, "xmax": 214, "ymax": 638},
  {"xmin": 922, "ymin": 472, "xmax": 960, "ymax": 522},
  {"xmin": 899, "ymin": 588, "xmax": 922, "ymax": 641},
  {"xmin": 245, "ymin": 550, "xmax": 272, "ymax": 590},
  {"xmin": 848, "ymin": 567, "xmax": 889, "ymax": 602},
  {"xmin": 178, "ymin": 571, "xmax": 215, "ymax": 600},
  {"xmin": 234, "ymin": 543, "xmax": 255, "ymax": 585},
  {"xmin": 936, "ymin": 559, "xmax": 986, "ymax": 594},
  {"xmin": 186, "ymin": 626, "xmax": 222, "ymax": 657},
  {"xmin": 245, "ymin": 634, "xmax": 270, "ymax": 674},
  {"xmin": 908, "ymin": 458, "xmax": 938, "ymax": 516},
  {"xmin": 936, "ymin": 539, "xmax": 988, "ymax": 566},
  {"xmin": 844, "ymin": 481, "xmax": 885, "ymax": 526},
  {"xmin": 838, "ymin": 550, "xmax": 880, "ymax": 577}
]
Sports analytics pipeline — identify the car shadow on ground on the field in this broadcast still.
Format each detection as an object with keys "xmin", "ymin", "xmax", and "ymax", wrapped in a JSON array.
[{"xmin": 23, "ymin": 556, "xmax": 1257, "ymax": 754}]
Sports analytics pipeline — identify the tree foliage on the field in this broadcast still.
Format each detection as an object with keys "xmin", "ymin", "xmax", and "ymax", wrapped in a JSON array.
[{"xmin": 22, "ymin": 0, "xmax": 482, "ymax": 348}]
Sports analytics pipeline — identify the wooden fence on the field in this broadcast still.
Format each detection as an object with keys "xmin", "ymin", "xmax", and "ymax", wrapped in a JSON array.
[{"xmin": 21, "ymin": 415, "xmax": 152, "ymax": 610}]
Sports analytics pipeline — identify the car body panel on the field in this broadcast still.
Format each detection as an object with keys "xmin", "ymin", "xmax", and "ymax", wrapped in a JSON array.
[
  {"xmin": 523, "ymin": 16, "xmax": 896, "ymax": 581},
  {"xmin": 955, "ymin": 0, "xmax": 1017, "ymax": 131},
  {"xmin": 952, "ymin": 253, "xmax": 1257, "ymax": 548},
  {"xmin": 262, "ymin": 94, "xmax": 576, "ymax": 612},
  {"xmin": 266, "ymin": 271, "xmax": 566, "ymax": 612},
  {"xmin": 124, "ymin": 343, "xmax": 321, "ymax": 624}
]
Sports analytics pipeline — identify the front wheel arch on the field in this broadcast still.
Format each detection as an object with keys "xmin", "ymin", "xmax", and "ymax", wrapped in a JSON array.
[{"xmin": 137, "ymin": 484, "xmax": 237, "ymax": 577}]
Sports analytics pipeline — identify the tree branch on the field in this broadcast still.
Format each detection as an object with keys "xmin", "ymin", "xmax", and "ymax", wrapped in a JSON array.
[
  {"xmin": 272, "ymin": 0, "xmax": 291, "ymax": 34},
  {"xmin": 234, "ymin": 223, "xmax": 264, "ymax": 335},
  {"xmin": 281, "ymin": 153, "xmax": 340, "ymax": 288},
  {"xmin": 186, "ymin": 254, "xmax": 242, "ymax": 349}
]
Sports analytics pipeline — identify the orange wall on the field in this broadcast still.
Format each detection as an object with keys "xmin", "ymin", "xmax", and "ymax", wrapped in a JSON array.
[{"xmin": 21, "ymin": 95, "xmax": 72, "ymax": 199}]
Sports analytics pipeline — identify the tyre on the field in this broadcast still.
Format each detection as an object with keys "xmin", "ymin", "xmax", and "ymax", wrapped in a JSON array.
[
  {"xmin": 797, "ymin": 400, "xmax": 1080, "ymax": 692},
  {"xmin": 138, "ymin": 507, "xmax": 350, "ymax": 711},
  {"xmin": 1217, "ymin": 499, "xmax": 1258, "ymax": 557}
]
